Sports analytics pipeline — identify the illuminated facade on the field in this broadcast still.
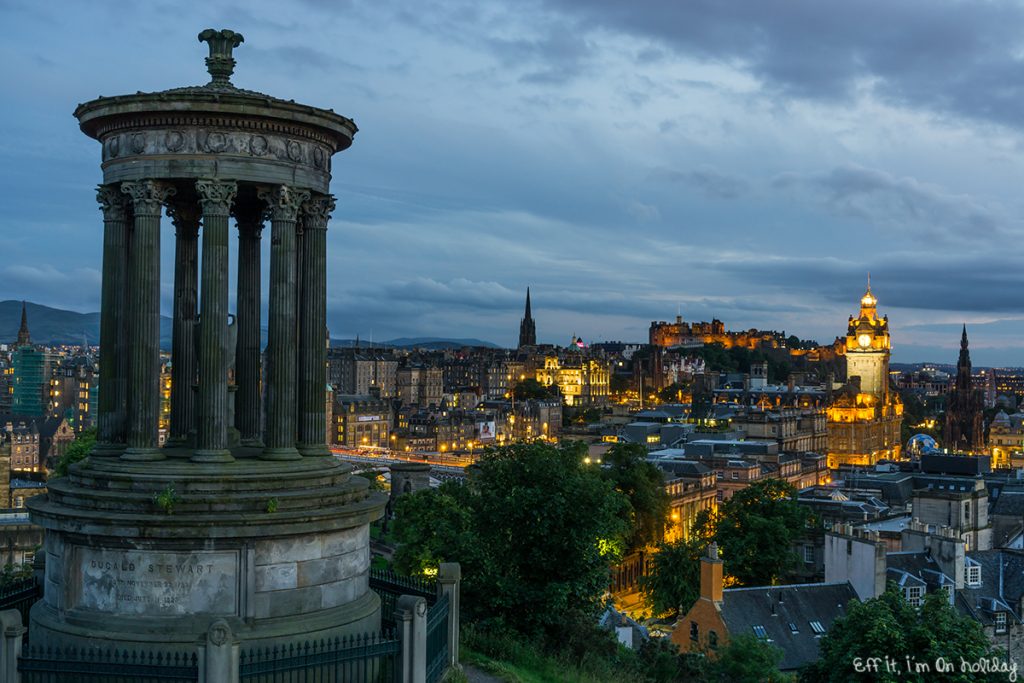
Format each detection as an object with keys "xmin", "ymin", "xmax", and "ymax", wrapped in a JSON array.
[
  {"xmin": 826, "ymin": 283, "xmax": 903, "ymax": 469},
  {"xmin": 535, "ymin": 354, "xmax": 610, "ymax": 406}
]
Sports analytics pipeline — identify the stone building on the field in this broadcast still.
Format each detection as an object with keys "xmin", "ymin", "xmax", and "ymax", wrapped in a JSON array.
[
  {"xmin": 327, "ymin": 348, "xmax": 398, "ymax": 398},
  {"xmin": 397, "ymin": 364, "xmax": 444, "ymax": 407},
  {"xmin": 49, "ymin": 353, "xmax": 98, "ymax": 432},
  {"xmin": 945, "ymin": 326, "xmax": 985, "ymax": 452},
  {"xmin": 826, "ymin": 283, "xmax": 903, "ymax": 469},
  {"xmin": 332, "ymin": 393, "xmax": 392, "ymax": 448},
  {"xmin": 11, "ymin": 305, "xmax": 52, "ymax": 417},
  {"xmin": 672, "ymin": 545, "xmax": 857, "ymax": 671},
  {"xmin": 535, "ymin": 353, "xmax": 610, "ymax": 406}
]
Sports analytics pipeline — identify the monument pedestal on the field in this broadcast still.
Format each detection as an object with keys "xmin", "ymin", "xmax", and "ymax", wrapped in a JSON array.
[{"xmin": 27, "ymin": 453, "xmax": 385, "ymax": 651}]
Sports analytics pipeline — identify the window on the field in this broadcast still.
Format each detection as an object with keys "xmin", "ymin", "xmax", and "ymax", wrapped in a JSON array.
[
  {"xmin": 731, "ymin": 472, "xmax": 738, "ymax": 480},
  {"xmin": 905, "ymin": 586, "xmax": 923, "ymax": 607},
  {"xmin": 752, "ymin": 625, "xmax": 767, "ymax": 640},
  {"xmin": 967, "ymin": 563, "xmax": 982, "ymax": 587},
  {"xmin": 788, "ymin": 622, "xmax": 799, "ymax": 634},
  {"xmin": 690, "ymin": 621, "xmax": 699, "ymax": 642},
  {"xmin": 804, "ymin": 546, "xmax": 814, "ymax": 564},
  {"xmin": 708, "ymin": 630, "xmax": 718, "ymax": 650},
  {"xmin": 964, "ymin": 502, "xmax": 970, "ymax": 522},
  {"xmin": 809, "ymin": 621, "xmax": 825, "ymax": 635},
  {"xmin": 996, "ymin": 612, "xmax": 1008, "ymax": 634}
]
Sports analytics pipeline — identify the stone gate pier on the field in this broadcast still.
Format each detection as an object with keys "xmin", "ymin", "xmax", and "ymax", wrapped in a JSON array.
[{"xmin": 27, "ymin": 29, "xmax": 386, "ymax": 652}]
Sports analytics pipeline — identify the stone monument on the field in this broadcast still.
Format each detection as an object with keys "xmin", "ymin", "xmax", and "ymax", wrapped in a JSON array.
[{"xmin": 27, "ymin": 29, "xmax": 386, "ymax": 652}]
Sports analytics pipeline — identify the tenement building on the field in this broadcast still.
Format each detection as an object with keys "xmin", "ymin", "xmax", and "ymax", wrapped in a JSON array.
[
  {"xmin": 826, "ymin": 282, "xmax": 903, "ymax": 469},
  {"xmin": 26, "ymin": 30, "xmax": 386, "ymax": 654}
]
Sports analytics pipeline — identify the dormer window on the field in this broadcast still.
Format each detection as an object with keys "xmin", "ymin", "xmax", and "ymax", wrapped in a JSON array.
[
  {"xmin": 966, "ymin": 560, "xmax": 982, "ymax": 587},
  {"xmin": 905, "ymin": 585, "xmax": 923, "ymax": 607}
]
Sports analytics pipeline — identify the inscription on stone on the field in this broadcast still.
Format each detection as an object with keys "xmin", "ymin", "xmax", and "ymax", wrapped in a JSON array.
[{"xmin": 75, "ymin": 548, "xmax": 239, "ymax": 616}]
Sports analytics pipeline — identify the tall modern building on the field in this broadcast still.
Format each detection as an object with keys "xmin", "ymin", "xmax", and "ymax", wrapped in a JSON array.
[
  {"xmin": 826, "ymin": 282, "xmax": 903, "ymax": 468},
  {"xmin": 11, "ymin": 303, "xmax": 50, "ymax": 417},
  {"xmin": 945, "ymin": 325, "xmax": 985, "ymax": 452},
  {"xmin": 518, "ymin": 287, "xmax": 536, "ymax": 348}
]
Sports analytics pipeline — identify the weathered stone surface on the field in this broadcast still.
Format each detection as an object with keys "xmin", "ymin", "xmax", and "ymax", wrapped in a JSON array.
[
  {"xmin": 75, "ymin": 548, "xmax": 239, "ymax": 616},
  {"xmin": 322, "ymin": 526, "xmax": 367, "ymax": 557},
  {"xmin": 255, "ymin": 534, "xmax": 322, "ymax": 566},
  {"xmin": 254, "ymin": 562, "xmax": 297, "ymax": 592},
  {"xmin": 322, "ymin": 572, "xmax": 368, "ymax": 609}
]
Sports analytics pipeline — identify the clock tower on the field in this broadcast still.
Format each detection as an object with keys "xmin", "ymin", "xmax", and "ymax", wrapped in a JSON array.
[{"xmin": 844, "ymin": 279, "xmax": 890, "ymax": 399}]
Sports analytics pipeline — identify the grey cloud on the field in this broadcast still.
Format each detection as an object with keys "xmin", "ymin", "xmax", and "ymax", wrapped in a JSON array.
[
  {"xmin": 653, "ymin": 166, "xmax": 749, "ymax": 199},
  {"xmin": 542, "ymin": 0, "xmax": 1024, "ymax": 129},
  {"xmin": 772, "ymin": 164, "xmax": 1009, "ymax": 242}
]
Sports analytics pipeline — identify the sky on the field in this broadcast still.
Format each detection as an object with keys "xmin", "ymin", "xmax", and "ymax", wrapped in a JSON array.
[{"xmin": 3, "ymin": 1, "xmax": 1024, "ymax": 364}]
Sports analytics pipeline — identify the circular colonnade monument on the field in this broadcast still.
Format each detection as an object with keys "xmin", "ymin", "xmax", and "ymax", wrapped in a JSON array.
[{"xmin": 27, "ymin": 29, "xmax": 386, "ymax": 651}]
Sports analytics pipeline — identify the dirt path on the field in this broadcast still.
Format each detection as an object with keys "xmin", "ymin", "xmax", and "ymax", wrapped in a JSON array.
[{"xmin": 463, "ymin": 664, "xmax": 507, "ymax": 683}]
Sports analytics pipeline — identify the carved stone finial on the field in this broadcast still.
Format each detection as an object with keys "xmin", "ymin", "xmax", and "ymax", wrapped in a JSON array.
[{"xmin": 198, "ymin": 29, "xmax": 245, "ymax": 86}]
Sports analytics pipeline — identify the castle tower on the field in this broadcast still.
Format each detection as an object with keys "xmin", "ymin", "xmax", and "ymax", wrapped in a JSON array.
[
  {"xmin": 518, "ymin": 287, "xmax": 536, "ymax": 348},
  {"xmin": 844, "ymin": 278, "xmax": 890, "ymax": 399},
  {"xmin": 944, "ymin": 325, "xmax": 985, "ymax": 452}
]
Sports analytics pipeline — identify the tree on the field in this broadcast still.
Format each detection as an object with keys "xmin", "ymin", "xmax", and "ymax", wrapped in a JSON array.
[
  {"xmin": 512, "ymin": 378, "xmax": 558, "ymax": 400},
  {"xmin": 601, "ymin": 443, "xmax": 669, "ymax": 551},
  {"xmin": 393, "ymin": 441, "xmax": 631, "ymax": 638},
  {"xmin": 710, "ymin": 479, "xmax": 809, "ymax": 586},
  {"xmin": 640, "ymin": 536, "xmax": 705, "ymax": 617},
  {"xmin": 709, "ymin": 633, "xmax": 790, "ymax": 683},
  {"xmin": 658, "ymin": 382, "xmax": 690, "ymax": 403},
  {"xmin": 802, "ymin": 586, "xmax": 1005, "ymax": 682},
  {"xmin": 53, "ymin": 427, "xmax": 96, "ymax": 477}
]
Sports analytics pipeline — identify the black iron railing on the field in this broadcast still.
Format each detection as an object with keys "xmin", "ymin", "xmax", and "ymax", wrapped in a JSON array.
[
  {"xmin": 425, "ymin": 592, "xmax": 450, "ymax": 683},
  {"xmin": 0, "ymin": 577, "xmax": 41, "ymax": 629},
  {"xmin": 18, "ymin": 646, "xmax": 198, "ymax": 682},
  {"xmin": 240, "ymin": 632, "xmax": 400, "ymax": 682},
  {"xmin": 370, "ymin": 569, "xmax": 437, "ymax": 629}
]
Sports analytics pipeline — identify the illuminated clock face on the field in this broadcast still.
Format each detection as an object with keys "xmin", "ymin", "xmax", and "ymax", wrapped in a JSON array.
[{"xmin": 857, "ymin": 333, "xmax": 872, "ymax": 348}]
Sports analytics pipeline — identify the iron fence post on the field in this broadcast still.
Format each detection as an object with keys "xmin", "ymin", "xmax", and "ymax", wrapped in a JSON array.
[{"xmin": 395, "ymin": 595, "xmax": 427, "ymax": 683}]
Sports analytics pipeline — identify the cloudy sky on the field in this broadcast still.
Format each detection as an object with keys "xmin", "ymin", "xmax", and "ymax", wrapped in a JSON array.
[{"xmin": 3, "ymin": 1, "xmax": 1024, "ymax": 364}]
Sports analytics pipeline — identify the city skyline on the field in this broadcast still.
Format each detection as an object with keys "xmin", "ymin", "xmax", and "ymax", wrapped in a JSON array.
[{"xmin": 4, "ymin": 2, "xmax": 1024, "ymax": 363}]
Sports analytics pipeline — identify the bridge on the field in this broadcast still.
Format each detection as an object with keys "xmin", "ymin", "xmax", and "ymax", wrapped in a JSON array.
[{"xmin": 331, "ymin": 448, "xmax": 469, "ymax": 479}]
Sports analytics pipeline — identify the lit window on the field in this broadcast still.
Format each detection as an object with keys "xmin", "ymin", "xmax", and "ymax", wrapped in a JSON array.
[{"xmin": 804, "ymin": 546, "xmax": 814, "ymax": 564}]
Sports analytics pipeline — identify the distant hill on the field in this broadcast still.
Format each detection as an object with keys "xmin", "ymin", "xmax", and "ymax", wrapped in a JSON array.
[
  {"xmin": 0, "ymin": 300, "xmax": 173, "ymax": 347},
  {"xmin": 331, "ymin": 337, "xmax": 502, "ymax": 350}
]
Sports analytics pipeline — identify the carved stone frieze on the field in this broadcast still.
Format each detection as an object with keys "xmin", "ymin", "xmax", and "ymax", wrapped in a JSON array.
[{"xmin": 99, "ymin": 127, "xmax": 333, "ymax": 177}]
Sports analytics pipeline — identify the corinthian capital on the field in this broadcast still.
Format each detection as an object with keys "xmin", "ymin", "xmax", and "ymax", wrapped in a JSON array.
[
  {"xmin": 196, "ymin": 179, "xmax": 238, "ymax": 217},
  {"xmin": 166, "ymin": 198, "xmax": 202, "ymax": 238},
  {"xmin": 301, "ymin": 194, "xmax": 336, "ymax": 231},
  {"xmin": 121, "ymin": 180, "xmax": 176, "ymax": 216},
  {"xmin": 257, "ymin": 185, "xmax": 311, "ymax": 223},
  {"xmin": 96, "ymin": 184, "xmax": 130, "ymax": 221}
]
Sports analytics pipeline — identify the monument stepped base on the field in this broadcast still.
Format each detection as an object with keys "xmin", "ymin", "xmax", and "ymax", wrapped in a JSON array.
[{"xmin": 27, "ymin": 453, "xmax": 386, "ymax": 652}]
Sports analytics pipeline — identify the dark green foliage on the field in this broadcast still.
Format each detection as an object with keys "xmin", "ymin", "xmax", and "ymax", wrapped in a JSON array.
[
  {"xmin": 640, "ymin": 537, "xmax": 705, "ymax": 617},
  {"xmin": 658, "ymin": 382, "xmax": 690, "ymax": 403},
  {"xmin": 53, "ymin": 427, "xmax": 95, "ymax": 477},
  {"xmin": 512, "ymin": 378, "xmax": 559, "ymax": 400},
  {"xmin": 709, "ymin": 479, "xmax": 809, "ymax": 586},
  {"xmin": 710, "ymin": 634, "xmax": 790, "ymax": 682},
  {"xmin": 802, "ymin": 586, "xmax": 1006, "ymax": 682},
  {"xmin": 690, "ymin": 343, "xmax": 793, "ymax": 384},
  {"xmin": 0, "ymin": 562, "xmax": 33, "ymax": 588},
  {"xmin": 601, "ymin": 443, "xmax": 670, "ymax": 551},
  {"xmin": 394, "ymin": 441, "xmax": 630, "ymax": 639}
]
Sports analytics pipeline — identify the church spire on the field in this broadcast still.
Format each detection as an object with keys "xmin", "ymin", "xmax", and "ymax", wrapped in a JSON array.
[
  {"xmin": 16, "ymin": 301, "xmax": 30, "ymax": 346},
  {"xmin": 961, "ymin": 323, "xmax": 969, "ymax": 350},
  {"xmin": 518, "ymin": 287, "xmax": 536, "ymax": 348}
]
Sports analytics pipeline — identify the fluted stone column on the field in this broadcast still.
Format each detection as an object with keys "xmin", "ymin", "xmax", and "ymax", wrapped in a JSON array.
[
  {"xmin": 121, "ymin": 180, "xmax": 175, "ymax": 461},
  {"xmin": 194, "ymin": 179, "xmax": 237, "ymax": 463},
  {"xmin": 234, "ymin": 203, "xmax": 264, "ymax": 447},
  {"xmin": 165, "ymin": 199, "xmax": 201, "ymax": 450},
  {"xmin": 297, "ymin": 195, "xmax": 334, "ymax": 456},
  {"xmin": 259, "ymin": 185, "xmax": 309, "ymax": 460},
  {"xmin": 94, "ymin": 185, "xmax": 130, "ymax": 456}
]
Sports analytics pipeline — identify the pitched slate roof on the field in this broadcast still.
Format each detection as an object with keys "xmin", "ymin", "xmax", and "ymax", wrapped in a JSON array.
[{"xmin": 720, "ymin": 582, "xmax": 858, "ymax": 671}]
